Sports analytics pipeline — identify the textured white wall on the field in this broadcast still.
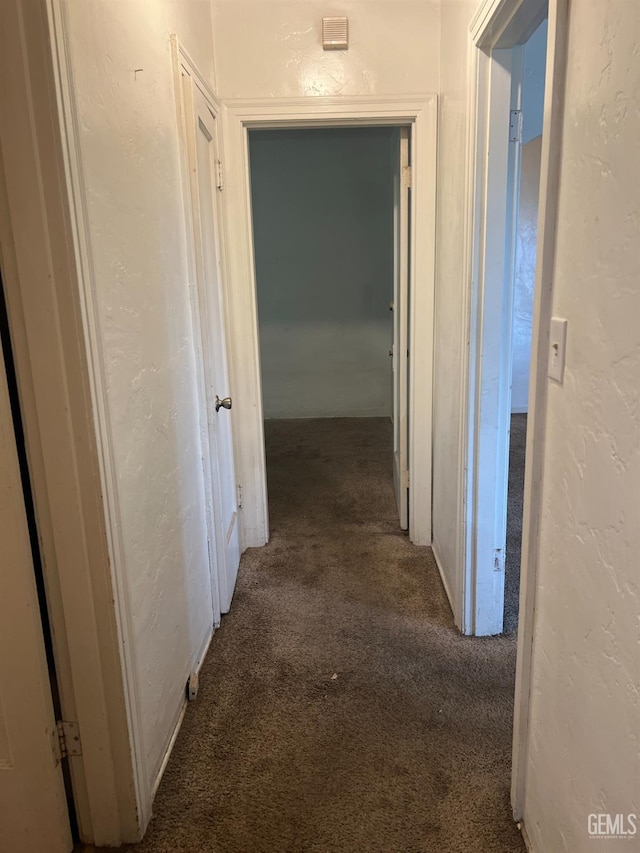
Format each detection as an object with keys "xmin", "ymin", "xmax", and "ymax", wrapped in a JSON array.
[
  {"xmin": 432, "ymin": 0, "xmax": 477, "ymax": 617},
  {"xmin": 211, "ymin": 0, "xmax": 440, "ymax": 99},
  {"xmin": 523, "ymin": 1, "xmax": 640, "ymax": 848},
  {"xmin": 62, "ymin": 0, "xmax": 216, "ymax": 797},
  {"xmin": 250, "ymin": 128, "xmax": 394, "ymax": 419}
]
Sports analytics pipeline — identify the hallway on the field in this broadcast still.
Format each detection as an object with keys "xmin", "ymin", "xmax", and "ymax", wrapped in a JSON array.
[{"xmin": 125, "ymin": 419, "xmax": 524, "ymax": 852}]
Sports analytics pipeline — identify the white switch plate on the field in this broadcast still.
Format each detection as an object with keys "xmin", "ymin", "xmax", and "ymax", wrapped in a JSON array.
[{"xmin": 548, "ymin": 317, "xmax": 568, "ymax": 383}]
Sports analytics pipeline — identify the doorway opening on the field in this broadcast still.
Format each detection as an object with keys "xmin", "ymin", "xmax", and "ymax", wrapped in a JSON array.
[
  {"xmin": 464, "ymin": 0, "xmax": 568, "ymax": 826},
  {"xmin": 247, "ymin": 126, "xmax": 409, "ymax": 534},
  {"xmin": 464, "ymin": 0, "xmax": 554, "ymax": 637},
  {"xmin": 503, "ymin": 18, "xmax": 548, "ymax": 635}
]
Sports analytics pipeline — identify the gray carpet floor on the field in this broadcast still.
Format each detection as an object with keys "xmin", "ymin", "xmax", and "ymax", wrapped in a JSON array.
[
  {"xmin": 503, "ymin": 415, "xmax": 527, "ymax": 636},
  {"xmin": 123, "ymin": 418, "xmax": 524, "ymax": 853}
]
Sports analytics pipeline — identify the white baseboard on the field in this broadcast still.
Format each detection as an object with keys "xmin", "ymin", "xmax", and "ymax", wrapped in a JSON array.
[
  {"xmin": 151, "ymin": 627, "xmax": 214, "ymax": 799},
  {"xmin": 152, "ymin": 702, "xmax": 187, "ymax": 800}
]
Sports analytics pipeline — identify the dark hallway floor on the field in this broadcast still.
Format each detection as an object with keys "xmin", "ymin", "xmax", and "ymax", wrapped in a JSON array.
[
  {"xmin": 503, "ymin": 414, "xmax": 527, "ymax": 636},
  {"xmin": 124, "ymin": 418, "xmax": 524, "ymax": 852}
]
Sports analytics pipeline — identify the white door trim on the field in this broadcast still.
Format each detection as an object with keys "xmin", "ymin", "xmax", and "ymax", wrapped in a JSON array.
[
  {"xmin": 172, "ymin": 37, "xmax": 225, "ymax": 629},
  {"xmin": 174, "ymin": 41, "xmax": 241, "ymax": 615},
  {"xmin": 461, "ymin": 0, "xmax": 569, "ymax": 819},
  {"xmin": 0, "ymin": 311, "xmax": 73, "ymax": 853},
  {"xmin": 46, "ymin": 0, "xmax": 150, "ymax": 836},
  {"xmin": 0, "ymin": 0, "xmax": 139, "ymax": 844},
  {"xmin": 392, "ymin": 127, "xmax": 411, "ymax": 531},
  {"xmin": 221, "ymin": 95, "xmax": 437, "ymax": 549},
  {"xmin": 510, "ymin": 0, "xmax": 568, "ymax": 818}
]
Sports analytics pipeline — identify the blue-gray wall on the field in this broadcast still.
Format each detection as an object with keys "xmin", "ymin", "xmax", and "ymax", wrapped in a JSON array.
[{"xmin": 249, "ymin": 127, "xmax": 394, "ymax": 418}]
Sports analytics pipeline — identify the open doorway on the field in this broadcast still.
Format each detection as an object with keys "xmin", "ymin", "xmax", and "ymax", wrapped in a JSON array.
[
  {"xmin": 248, "ymin": 126, "xmax": 410, "ymax": 535},
  {"xmin": 221, "ymin": 97, "xmax": 436, "ymax": 552},
  {"xmin": 463, "ymin": 0, "xmax": 554, "ymax": 638},
  {"xmin": 504, "ymin": 19, "xmax": 548, "ymax": 635},
  {"xmin": 0, "ymin": 267, "xmax": 75, "ymax": 851},
  {"xmin": 464, "ymin": 0, "xmax": 568, "ymax": 827}
]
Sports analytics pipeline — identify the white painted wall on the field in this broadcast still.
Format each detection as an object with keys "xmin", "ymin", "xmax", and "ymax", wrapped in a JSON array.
[
  {"xmin": 250, "ymin": 128, "xmax": 394, "ymax": 419},
  {"xmin": 211, "ymin": 0, "xmax": 440, "ymax": 99},
  {"xmin": 61, "ymin": 0, "xmax": 217, "ymax": 807},
  {"xmin": 522, "ymin": 1, "xmax": 640, "ymax": 848},
  {"xmin": 432, "ymin": 0, "xmax": 477, "ymax": 619},
  {"xmin": 511, "ymin": 20, "xmax": 546, "ymax": 413}
]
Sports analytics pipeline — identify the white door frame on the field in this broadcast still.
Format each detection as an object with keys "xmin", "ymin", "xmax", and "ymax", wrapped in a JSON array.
[
  {"xmin": 0, "ymin": 0, "xmax": 139, "ymax": 844},
  {"xmin": 221, "ymin": 96, "xmax": 437, "ymax": 549},
  {"xmin": 172, "ymin": 39, "xmax": 225, "ymax": 629},
  {"xmin": 173, "ymin": 39, "xmax": 240, "ymax": 617},
  {"xmin": 461, "ymin": 0, "xmax": 568, "ymax": 818},
  {"xmin": 392, "ymin": 127, "xmax": 411, "ymax": 531},
  {"xmin": 0, "ymin": 306, "xmax": 73, "ymax": 852}
]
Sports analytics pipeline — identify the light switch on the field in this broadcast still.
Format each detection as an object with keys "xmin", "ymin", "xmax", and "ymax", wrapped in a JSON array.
[{"xmin": 548, "ymin": 317, "xmax": 568, "ymax": 383}]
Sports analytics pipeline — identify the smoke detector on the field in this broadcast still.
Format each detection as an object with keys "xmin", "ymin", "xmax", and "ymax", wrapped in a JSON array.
[{"xmin": 322, "ymin": 17, "xmax": 348, "ymax": 50}]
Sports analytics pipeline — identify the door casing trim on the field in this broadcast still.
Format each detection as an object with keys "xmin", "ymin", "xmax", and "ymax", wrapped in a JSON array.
[
  {"xmin": 0, "ymin": 0, "xmax": 141, "ymax": 843},
  {"xmin": 172, "ymin": 36, "xmax": 226, "ymax": 629},
  {"xmin": 221, "ymin": 95, "xmax": 438, "ymax": 550}
]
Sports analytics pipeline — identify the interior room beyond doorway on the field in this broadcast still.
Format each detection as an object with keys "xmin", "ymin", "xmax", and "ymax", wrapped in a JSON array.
[
  {"xmin": 249, "ymin": 126, "xmax": 402, "ymax": 528},
  {"xmin": 503, "ymin": 18, "xmax": 547, "ymax": 635}
]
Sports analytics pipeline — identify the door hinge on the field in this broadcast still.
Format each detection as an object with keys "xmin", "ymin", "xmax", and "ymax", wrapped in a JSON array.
[
  {"xmin": 402, "ymin": 164, "xmax": 412, "ymax": 189},
  {"xmin": 53, "ymin": 720, "xmax": 82, "ymax": 764},
  {"xmin": 509, "ymin": 109, "xmax": 523, "ymax": 143},
  {"xmin": 216, "ymin": 159, "xmax": 224, "ymax": 190},
  {"xmin": 237, "ymin": 483, "xmax": 244, "ymax": 509}
]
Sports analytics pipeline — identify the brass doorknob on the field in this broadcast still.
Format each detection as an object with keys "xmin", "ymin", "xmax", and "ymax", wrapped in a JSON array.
[{"xmin": 215, "ymin": 395, "xmax": 232, "ymax": 412}]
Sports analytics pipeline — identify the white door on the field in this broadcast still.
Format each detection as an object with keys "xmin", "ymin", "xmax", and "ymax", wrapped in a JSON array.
[
  {"xmin": 392, "ymin": 127, "xmax": 410, "ymax": 530},
  {"xmin": 183, "ymin": 78, "xmax": 240, "ymax": 614},
  {"xmin": 0, "ymin": 341, "xmax": 72, "ymax": 852}
]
